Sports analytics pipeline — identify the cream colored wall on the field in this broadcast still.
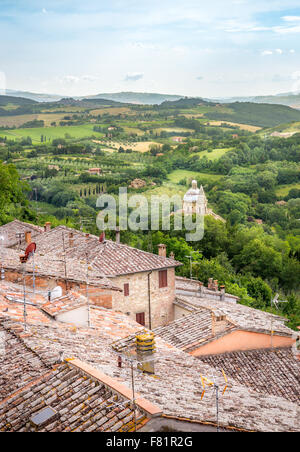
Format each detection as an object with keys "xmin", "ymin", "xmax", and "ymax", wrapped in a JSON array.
[
  {"xmin": 190, "ymin": 329, "xmax": 295, "ymax": 356},
  {"xmin": 111, "ymin": 268, "xmax": 175, "ymax": 329}
]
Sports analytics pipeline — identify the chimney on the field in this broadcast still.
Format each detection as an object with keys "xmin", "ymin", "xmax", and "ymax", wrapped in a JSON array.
[
  {"xmin": 136, "ymin": 332, "xmax": 155, "ymax": 374},
  {"xmin": 85, "ymin": 233, "xmax": 90, "ymax": 242},
  {"xmin": 25, "ymin": 231, "xmax": 32, "ymax": 245},
  {"xmin": 99, "ymin": 231, "xmax": 105, "ymax": 243},
  {"xmin": 208, "ymin": 278, "xmax": 213, "ymax": 290},
  {"xmin": 158, "ymin": 244, "xmax": 167, "ymax": 258},
  {"xmin": 44, "ymin": 222, "xmax": 51, "ymax": 233},
  {"xmin": 211, "ymin": 312, "xmax": 216, "ymax": 337},
  {"xmin": 69, "ymin": 232, "xmax": 74, "ymax": 247},
  {"xmin": 220, "ymin": 285, "xmax": 225, "ymax": 302},
  {"xmin": 169, "ymin": 251, "xmax": 175, "ymax": 259},
  {"xmin": 199, "ymin": 281, "xmax": 204, "ymax": 297},
  {"xmin": 213, "ymin": 280, "xmax": 218, "ymax": 291},
  {"xmin": 115, "ymin": 227, "xmax": 120, "ymax": 244}
]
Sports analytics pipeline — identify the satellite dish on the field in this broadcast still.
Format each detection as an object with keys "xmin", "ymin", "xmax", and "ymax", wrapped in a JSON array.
[{"xmin": 50, "ymin": 286, "xmax": 63, "ymax": 300}]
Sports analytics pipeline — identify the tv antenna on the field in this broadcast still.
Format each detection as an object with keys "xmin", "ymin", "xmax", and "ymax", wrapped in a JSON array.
[
  {"xmin": 185, "ymin": 250, "xmax": 201, "ymax": 280},
  {"xmin": 270, "ymin": 293, "xmax": 288, "ymax": 348},
  {"xmin": 19, "ymin": 242, "xmax": 37, "ymax": 331},
  {"xmin": 200, "ymin": 368, "xmax": 228, "ymax": 432}
]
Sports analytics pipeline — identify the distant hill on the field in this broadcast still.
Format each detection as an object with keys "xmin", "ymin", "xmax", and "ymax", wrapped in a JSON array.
[
  {"xmin": 215, "ymin": 92, "xmax": 300, "ymax": 109},
  {"xmin": 204, "ymin": 102, "xmax": 300, "ymax": 128},
  {"xmin": 4, "ymin": 89, "xmax": 62, "ymax": 103},
  {"xmin": 160, "ymin": 97, "xmax": 300, "ymax": 128},
  {"xmin": 81, "ymin": 92, "xmax": 183, "ymax": 105},
  {"xmin": 0, "ymin": 95, "xmax": 37, "ymax": 106}
]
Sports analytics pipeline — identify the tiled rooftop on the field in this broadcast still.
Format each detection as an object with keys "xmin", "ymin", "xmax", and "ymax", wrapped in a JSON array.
[
  {"xmin": 41, "ymin": 292, "xmax": 88, "ymax": 318},
  {"xmin": 0, "ymin": 246, "xmax": 119, "ymax": 289},
  {"xmin": 0, "ymin": 282, "xmax": 52, "ymax": 326},
  {"xmin": 0, "ymin": 360, "xmax": 150, "ymax": 432},
  {"xmin": 0, "ymin": 220, "xmax": 43, "ymax": 249},
  {"xmin": 154, "ymin": 309, "xmax": 235, "ymax": 352},
  {"xmin": 198, "ymin": 348, "xmax": 300, "ymax": 404},
  {"xmin": 1, "ymin": 315, "xmax": 299, "ymax": 432},
  {"xmin": 175, "ymin": 276, "xmax": 239, "ymax": 302},
  {"xmin": 175, "ymin": 296, "xmax": 294, "ymax": 337},
  {"xmin": 0, "ymin": 324, "xmax": 49, "ymax": 402},
  {"xmin": 1, "ymin": 222, "xmax": 182, "ymax": 281},
  {"xmin": 12, "ymin": 224, "xmax": 182, "ymax": 276}
]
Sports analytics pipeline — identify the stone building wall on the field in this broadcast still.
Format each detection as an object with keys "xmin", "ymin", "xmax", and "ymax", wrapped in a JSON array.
[{"xmin": 111, "ymin": 268, "xmax": 176, "ymax": 329}]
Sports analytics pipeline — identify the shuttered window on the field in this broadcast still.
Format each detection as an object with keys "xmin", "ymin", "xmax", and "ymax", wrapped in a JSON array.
[
  {"xmin": 124, "ymin": 283, "xmax": 130, "ymax": 297},
  {"xmin": 159, "ymin": 270, "xmax": 168, "ymax": 288},
  {"xmin": 136, "ymin": 312, "xmax": 145, "ymax": 326}
]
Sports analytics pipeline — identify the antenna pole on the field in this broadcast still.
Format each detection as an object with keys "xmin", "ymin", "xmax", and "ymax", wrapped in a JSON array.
[
  {"xmin": 131, "ymin": 360, "xmax": 137, "ymax": 433},
  {"xmin": 32, "ymin": 252, "xmax": 36, "ymax": 296},
  {"xmin": 61, "ymin": 231, "xmax": 68, "ymax": 291},
  {"xmin": 22, "ymin": 262, "xmax": 27, "ymax": 332},
  {"xmin": 86, "ymin": 251, "xmax": 91, "ymax": 328},
  {"xmin": 215, "ymin": 384, "xmax": 219, "ymax": 432}
]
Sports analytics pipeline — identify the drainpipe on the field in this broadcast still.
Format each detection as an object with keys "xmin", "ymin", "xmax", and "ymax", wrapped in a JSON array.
[{"xmin": 147, "ymin": 270, "xmax": 153, "ymax": 330}]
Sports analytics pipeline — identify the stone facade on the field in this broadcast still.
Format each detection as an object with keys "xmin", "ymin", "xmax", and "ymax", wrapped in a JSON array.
[{"xmin": 111, "ymin": 268, "xmax": 176, "ymax": 329}]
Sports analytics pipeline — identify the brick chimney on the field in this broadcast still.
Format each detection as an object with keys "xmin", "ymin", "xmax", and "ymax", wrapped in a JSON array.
[
  {"xmin": 158, "ymin": 244, "xmax": 167, "ymax": 258},
  {"xmin": 25, "ymin": 231, "xmax": 32, "ymax": 245},
  {"xmin": 69, "ymin": 232, "xmax": 74, "ymax": 247},
  {"xmin": 85, "ymin": 233, "xmax": 90, "ymax": 242},
  {"xmin": 213, "ymin": 280, "xmax": 218, "ymax": 291},
  {"xmin": 208, "ymin": 278, "xmax": 213, "ymax": 290},
  {"xmin": 115, "ymin": 227, "xmax": 120, "ymax": 244},
  {"xmin": 44, "ymin": 222, "xmax": 51, "ymax": 233}
]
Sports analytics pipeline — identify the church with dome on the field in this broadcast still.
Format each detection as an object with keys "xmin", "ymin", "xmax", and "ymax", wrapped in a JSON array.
[{"xmin": 182, "ymin": 180, "xmax": 225, "ymax": 222}]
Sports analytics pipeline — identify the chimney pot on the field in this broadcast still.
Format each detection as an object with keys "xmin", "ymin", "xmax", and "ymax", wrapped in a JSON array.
[
  {"xmin": 44, "ymin": 222, "xmax": 51, "ymax": 233},
  {"xmin": 158, "ymin": 244, "xmax": 167, "ymax": 258},
  {"xmin": 25, "ymin": 231, "xmax": 32, "ymax": 245},
  {"xmin": 69, "ymin": 232, "xmax": 74, "ymax": 247},
  {"xmin": 213, "ymin": 280, "xmax": 218, "ymax": 291}
]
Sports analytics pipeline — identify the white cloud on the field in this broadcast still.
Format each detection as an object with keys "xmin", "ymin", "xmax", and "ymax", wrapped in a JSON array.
[
  {"xmin": 281, "ymin": 16, "xmax": 300, "ymax": 22},
  {"xmin": 124, "ymin": 72, "xmax": 144, "ymax": 82},
  {"xmin": 275, "ymin": 48, "xmax": 283, "ymax": 54},
  {"xmin": 290, "ymin": 49, "xmax": 296, "ymax": 53},
  {"xmin": 261, "ymin": 50, "xmax": 273, "ymax": 56}
]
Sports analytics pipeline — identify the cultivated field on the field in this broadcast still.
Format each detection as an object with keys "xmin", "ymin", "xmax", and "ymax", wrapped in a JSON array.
[
  {"xmin": 205, "ymin": 121, "xmax": 262, "ymax": 132},
  {"xmin": 0, "ymin": 124, "xmax": 105, "ymax": 142},
  {"xmin": 167, "ymin": 169, "xmax": 223, "ymax": 184}
]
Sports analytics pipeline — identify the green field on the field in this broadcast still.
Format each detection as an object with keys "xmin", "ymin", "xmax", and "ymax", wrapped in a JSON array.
[
  {"xmin": 192, "ymin": 147, "xmax": 233, "ymax": 161},
  {"xmin": 276, "ymin": 183, "xmax": 300, "ymax": 197},
  {"xmin": 0, "ymin": 124, "xmax": 105, "ymax": 143},
  {"xmin": 167, "ymin": 169, "xmax": 223, "ymax": 184}
]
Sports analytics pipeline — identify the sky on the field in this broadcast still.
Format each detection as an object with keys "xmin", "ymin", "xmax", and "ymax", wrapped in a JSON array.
[{"xmin": 1, "ymin": 0, "xmax": 300, "ymax": 98}]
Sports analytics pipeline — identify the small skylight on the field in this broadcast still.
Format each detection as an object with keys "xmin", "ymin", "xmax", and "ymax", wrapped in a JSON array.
[{"xmin": 30, "ymin": 406, "xmax": 57, "ymax": 428}]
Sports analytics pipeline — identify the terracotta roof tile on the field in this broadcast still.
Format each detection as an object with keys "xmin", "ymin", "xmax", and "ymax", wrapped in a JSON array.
[{"xmin": 198, "ymin": 348, "xmax": 300, "ymax": 403}]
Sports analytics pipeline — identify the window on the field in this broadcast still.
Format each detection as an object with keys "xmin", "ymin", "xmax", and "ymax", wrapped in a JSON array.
[
  {"xmin": 159, "ymin": 270, "xmax": 168, "ymax": 288},
  {"xmin": 124, "ymin": 283, "xmax": 129, "ymax": 297},
  {"xmin": 136, "ymin": 312, "xmax": 145, "ymax": 326}
]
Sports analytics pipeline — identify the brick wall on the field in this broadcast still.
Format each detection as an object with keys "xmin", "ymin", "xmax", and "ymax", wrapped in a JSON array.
[
  {"xmin": 111, "ymin": 268, "xmax": 176, "ymax": 329},
  {"xmin": 2, "ymin": 270, "xmax": 113, "ymax": 309}
]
